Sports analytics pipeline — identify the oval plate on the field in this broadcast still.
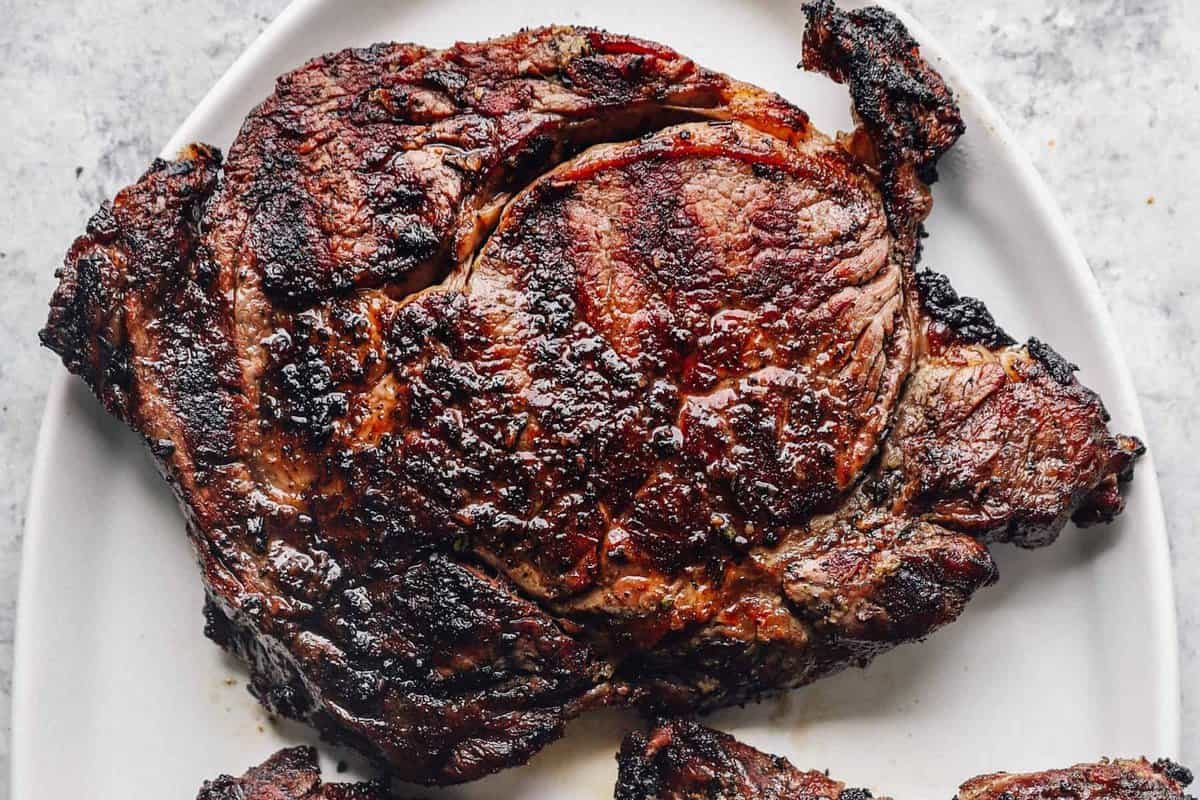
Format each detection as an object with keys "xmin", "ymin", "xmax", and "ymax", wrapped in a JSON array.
[{"xmin": 12, "ymin": 2, "xmax": 1179, "ymax": 798}]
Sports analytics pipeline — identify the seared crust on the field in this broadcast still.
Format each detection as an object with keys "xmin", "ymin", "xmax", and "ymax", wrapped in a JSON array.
[
  {"xmin": 616, "ymin": 719, "xmax": 853, "ymax": 800},
  {"xmin": 958, "ymin": 760, "xmax": 1195, "ymax": 800},
  {"xmin": 802, "ymin": 0, "xmax": 964, "ymax": 228},
  {"xmin": 196, "ymin": 746, "xmax": 387, "ymax": 800},
  {"xmin": 41, "ymin": 146, "xmax": 225, "ymax": 428},
  {"xmin": 201, "ymin": 555, "xmax": 607, "ymax": 782},
  {"xmin": 616, "ymin": 722, "xmax": 1193, "ymax": 800},
  {"xmin": 208, "ymin": 737, "xmax": 1196, "ymax": 800},
  {"xmin": 41, "ymin": 7, "xmax": 1143, "ymax": 786}
]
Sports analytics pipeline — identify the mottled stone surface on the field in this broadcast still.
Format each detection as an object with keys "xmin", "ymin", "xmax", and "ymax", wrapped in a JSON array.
[
  {"xmin": 0, "ymin": 1, "xmax": 1195, "ymax": 795},
  {"xmin": 0, "ymin": 2, "xmax": 286, "ymax": 795}
]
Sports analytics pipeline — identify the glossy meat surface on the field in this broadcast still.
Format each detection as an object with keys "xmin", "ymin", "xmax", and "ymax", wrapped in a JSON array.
[{"xmin": 42, "ymin": 2, "xmax": 1141, "ymax": 785}]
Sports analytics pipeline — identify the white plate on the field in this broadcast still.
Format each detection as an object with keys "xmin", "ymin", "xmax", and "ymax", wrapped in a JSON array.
[{"xmin": 12, "ymin": 2, "xmax": 1180, "ymax": 798}]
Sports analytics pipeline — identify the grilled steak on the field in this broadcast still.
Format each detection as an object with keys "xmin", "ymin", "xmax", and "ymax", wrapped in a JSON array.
[
  {"xmin": 196, "ymin": 748, "xmax": 384, "ymax": 796},
  {"xmin": 197, "ymin": 734, "xmax": 1195, "ymax": 800},
  {"xmin": 196, "ymin": 747, "xmax": 386, "ymax": 800},
  {"xmin": 616, "ymin": 719, "xmax": 859, "ymax": 800},
  {"xmin": 959, "ymin": 760, "xmax": 1196, "ymax": 800},
  {"xmin": 616, "ymin": 721, "xmax": 1193, "ymax": 800},
  {"xmin": 41, "ymin": 1, "xmax": 1142, "ymax": 785}
]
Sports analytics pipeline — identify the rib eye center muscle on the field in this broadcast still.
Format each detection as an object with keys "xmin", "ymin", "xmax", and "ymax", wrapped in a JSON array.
[{"xmin": 250, "ymin": 121, "xmax": 902, "ymax": 635}]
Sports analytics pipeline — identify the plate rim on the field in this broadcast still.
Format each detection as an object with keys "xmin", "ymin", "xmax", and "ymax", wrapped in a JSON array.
[
  {"xmin": 10, "ymin": 2, "xmax": 1181, "ymax": 797},
  {"xmin": 886, "ymin": 0, "xmax": 1180, "ymax": 758}
]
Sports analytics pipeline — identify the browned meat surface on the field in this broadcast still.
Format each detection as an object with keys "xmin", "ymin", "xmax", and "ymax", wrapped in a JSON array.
[
  {"xmin": 616, "ymin": 722, "xmax": 1193, "ymax": 800},
  {"xmin": 196, "ymin": 747, "xmax": 386, "ymax": 800},
  {"xmin": 616, "ymin": 719, "xmax": 856, "ymax": 800},
  {"xmin": 41, "ymin": 1, "xmax": 1142, "ymax": 786},
  {"xmin": 199, "ymin": 735, "xmax": 1195, "ymax": 800},
  {"xmin": 958, "ymin": 759, "xmax": 1195, "ymax": 800}
]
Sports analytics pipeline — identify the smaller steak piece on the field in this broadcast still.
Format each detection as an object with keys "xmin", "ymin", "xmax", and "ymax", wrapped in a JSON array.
[
  {"xmin": 615, "ymin": 719, "xmax": 863, "ymax": 800},
  {"xmin": 959, "ymin": 760, "xmax": 1195, "ymax": 800},
  {"xmin": 195, "ymin": 747, "xmax": 387, "ymax": 800},
  {"xmin": 615, "ymin": 721, "xmax": 1194, "ymax": 800}
]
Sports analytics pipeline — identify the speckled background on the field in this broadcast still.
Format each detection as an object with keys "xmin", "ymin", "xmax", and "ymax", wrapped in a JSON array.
[{"xmin": 0, "ymin": 1, "xmax": 1196, "ymax": 795}]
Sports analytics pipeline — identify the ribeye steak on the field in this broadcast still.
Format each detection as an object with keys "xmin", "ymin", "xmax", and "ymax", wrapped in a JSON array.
[{"xmin": 42, "ymin": 1, "xmax": 1142, "ymax": 785}]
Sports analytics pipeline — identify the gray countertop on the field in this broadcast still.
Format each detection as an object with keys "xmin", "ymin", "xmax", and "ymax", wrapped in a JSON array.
[{"xmin": 1, "ymin": 1, "xmax": 1197, "ymax": 795}]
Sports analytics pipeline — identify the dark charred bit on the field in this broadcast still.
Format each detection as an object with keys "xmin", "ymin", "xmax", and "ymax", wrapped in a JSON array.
[
  {"xmin": 801, "ymin": 1, "xmax": 964, "ymax": 182},
  {"xmin": 202, "ymin": 596, "xmax": 234, "ymax": 649},
  {"xmin": 1154, "ymin": 760, "xmax": 1195, "ymax": 788},
  {"xmin": 1026, "ymin": 336, "xmax": 1078, "ymax": 385},
  {"xmin": 840, "ymin": 790, "xmax": 875, "ymax": 800},
  {"xmin": 915, "ymin": 269, "xmax": 1015, "ymax": 348},
  {"xmin": 194, "ymin": 746, "xmax": 388, "ymax": 800}
]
